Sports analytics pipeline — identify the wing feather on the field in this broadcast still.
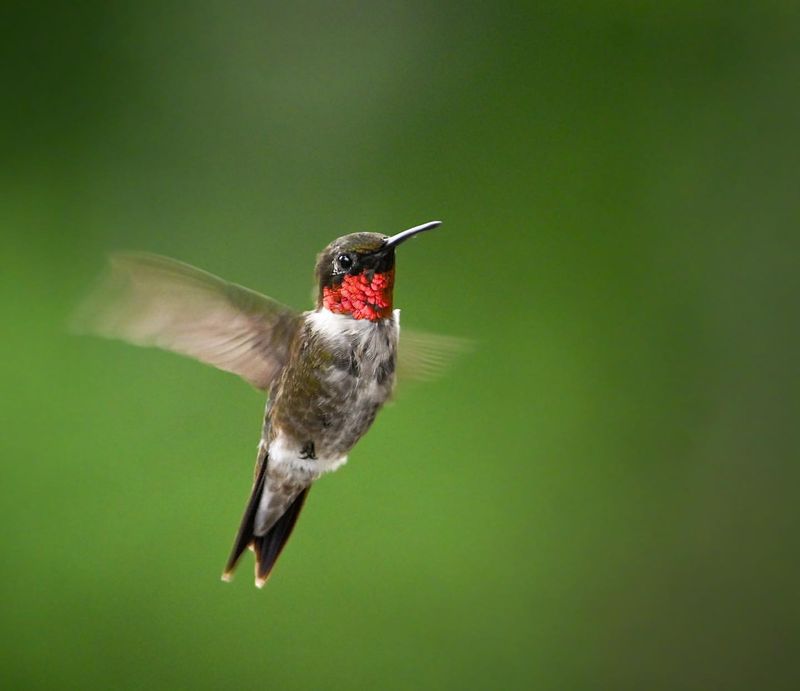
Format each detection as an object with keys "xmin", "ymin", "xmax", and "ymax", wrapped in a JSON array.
[
  {"xmin": 397, "ymin": 328, "xmax": 472, "ymax": 382},
  {"xmin": 73, "ymin": 252, "xmax": 301, "ymax": 390}
]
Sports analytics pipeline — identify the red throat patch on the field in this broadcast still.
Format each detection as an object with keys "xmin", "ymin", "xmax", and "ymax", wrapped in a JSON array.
[{"xmin": 322, "ymin": 270, "xmax": 395, "ymax": 321}]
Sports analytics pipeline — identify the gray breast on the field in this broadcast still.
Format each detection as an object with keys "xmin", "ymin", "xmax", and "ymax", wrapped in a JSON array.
[{"xmin": 307, "ymin": 309, "xmax": 398, "ymax": 456}]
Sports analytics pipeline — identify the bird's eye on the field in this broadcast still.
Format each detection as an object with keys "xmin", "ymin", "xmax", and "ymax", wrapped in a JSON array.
[{"xmin": 337, "ymin": 254, "xmax": 353, "ymax": 271}]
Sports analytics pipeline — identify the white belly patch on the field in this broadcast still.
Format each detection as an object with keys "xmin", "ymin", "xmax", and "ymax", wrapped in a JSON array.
[{"xmin": 263, "ymin": 434, "xmax": 349, "ymax": 478}]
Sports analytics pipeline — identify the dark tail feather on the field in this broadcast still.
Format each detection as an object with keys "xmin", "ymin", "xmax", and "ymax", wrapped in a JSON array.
[
  {"xmin": 252, "ymin": 487, "xmax": 309, "ymax": 587},
  {"xmin": 221, "ymin": 454, "xmax": 310, "ymax": 587},
  {"xmin": 221, "ymin": 454, "xmax": 268, "ymax": 581}
]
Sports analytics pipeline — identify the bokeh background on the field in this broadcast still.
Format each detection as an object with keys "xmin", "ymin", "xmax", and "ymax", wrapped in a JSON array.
[{"xmin": 2, "ymin": 2, "xmax": 798, "ymax": 689}]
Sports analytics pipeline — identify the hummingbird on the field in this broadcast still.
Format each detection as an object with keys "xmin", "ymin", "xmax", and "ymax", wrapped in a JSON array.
[{"xmin": 76, "ymin": 221, "xmax": 458, "ymax": 587}]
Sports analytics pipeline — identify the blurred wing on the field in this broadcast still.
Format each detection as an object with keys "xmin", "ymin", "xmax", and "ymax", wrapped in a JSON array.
[
  {"xmin": 397, "ymin": 328, "xmax": 473, "ymax": 383},
  {"xmin": 73, "ymin": 252, "xmax": 302, "ymax": 390}
]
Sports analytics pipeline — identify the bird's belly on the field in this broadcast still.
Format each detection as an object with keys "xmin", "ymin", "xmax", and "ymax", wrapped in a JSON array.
[
  {"xmin": 323, "ymin": 378, "xmax": 388, "ymax": 452},
  {"xmin": 264, "ymin": 434, "xmax": 348, "ymax": 479},
  {"xmin": 266, "ymin": 310, "xmax": 398, "ymax": 477},
  {"xmin": 269, "ymin": 367, "xmax": 393, "ymax": 476}
]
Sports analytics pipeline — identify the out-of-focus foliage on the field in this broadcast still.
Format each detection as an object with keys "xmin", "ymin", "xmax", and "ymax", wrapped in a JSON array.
[{"xmin": 2, "ymin": 2, "xmax": 798, "ymax": 689}]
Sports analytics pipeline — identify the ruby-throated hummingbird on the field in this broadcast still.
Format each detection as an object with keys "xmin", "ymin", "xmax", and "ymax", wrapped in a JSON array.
[{"xmin": 76, "ymin": 221, "xmax": 458, "ymax": 587}]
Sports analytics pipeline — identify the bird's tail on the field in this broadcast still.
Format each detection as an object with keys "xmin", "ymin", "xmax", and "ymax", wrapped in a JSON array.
[{"xmin": 222, "ymin": 453, "xmax": 310, "ymax": 588}]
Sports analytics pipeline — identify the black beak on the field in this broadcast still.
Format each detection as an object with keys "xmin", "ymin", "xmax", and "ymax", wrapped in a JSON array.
[{"xmin": 384, "ymin": 221, "xmax": 442, "ymax": 249}]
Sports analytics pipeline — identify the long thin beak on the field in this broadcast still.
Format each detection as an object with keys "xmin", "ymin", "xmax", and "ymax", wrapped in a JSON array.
[{"xmin": 384, "ymin": 221, "xmax": 442, "ymax": 248}]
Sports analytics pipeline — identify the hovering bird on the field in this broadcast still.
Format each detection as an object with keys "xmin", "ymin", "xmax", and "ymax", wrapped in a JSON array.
[{"xmin": 76, "ymin": 221, "xmax": 460, "ymax": 587}]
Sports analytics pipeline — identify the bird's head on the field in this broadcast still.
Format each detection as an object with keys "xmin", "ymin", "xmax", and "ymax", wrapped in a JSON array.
[{"xmin": 314, "ymin": 221, "xmax": 441, "ymax": 320}]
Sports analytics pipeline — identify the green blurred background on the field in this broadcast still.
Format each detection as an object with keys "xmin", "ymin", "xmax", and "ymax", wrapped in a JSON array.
[{"xmin": 2, "ymin": 2, "xmax": 798, "ymax": 689}]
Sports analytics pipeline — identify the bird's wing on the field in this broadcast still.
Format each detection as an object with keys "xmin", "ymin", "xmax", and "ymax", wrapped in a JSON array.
[
  {"xmin": 73, "ymin": 252, "xmax": 302, "ymax": 390},
  {"xmin": 397, "ymin": 328, "xmax": 472, "ymax": 383}
]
